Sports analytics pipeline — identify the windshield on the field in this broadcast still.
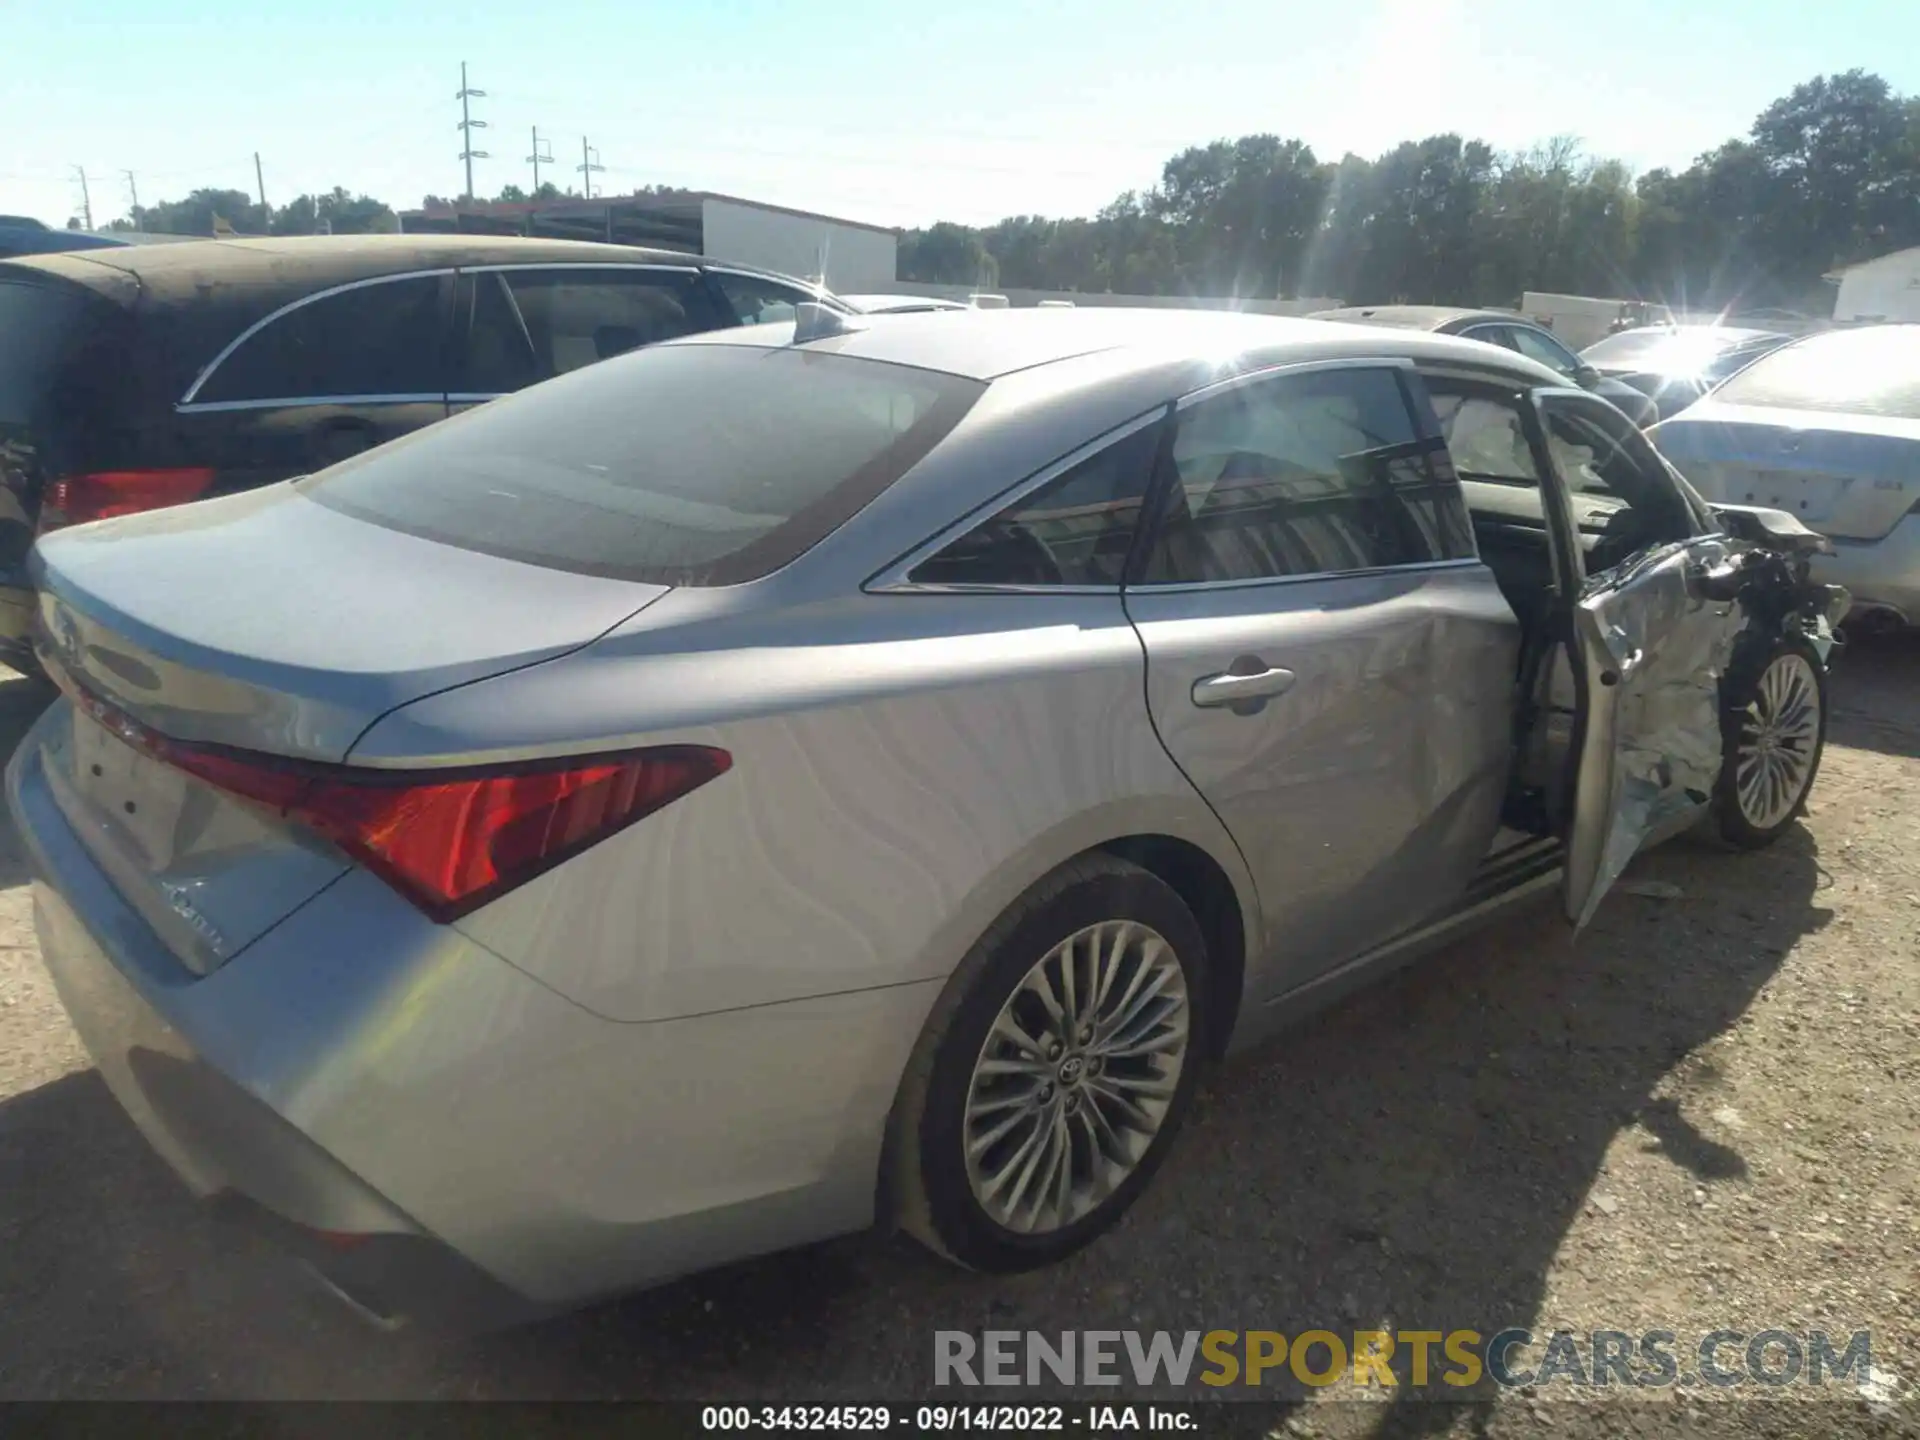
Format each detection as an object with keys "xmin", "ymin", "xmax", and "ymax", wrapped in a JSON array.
[
  {"xmin": 304, "ymin": 341, "xmax": 982, "ymax": 584},
  {"xmin": 1712, "ymin": 326, "xmax": 1920, "ymax": 419}
]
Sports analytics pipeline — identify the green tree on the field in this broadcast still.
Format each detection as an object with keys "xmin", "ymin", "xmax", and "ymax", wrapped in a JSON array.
[
  {"xmin": 141, "ymin": 188, "xmax": 268, "ymax": 236},
  {"xmin": 898, "ymin": 221, "xmax": 998, "ymax": 286}
]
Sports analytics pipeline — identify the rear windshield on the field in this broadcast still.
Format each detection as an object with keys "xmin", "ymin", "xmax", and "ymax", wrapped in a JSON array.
[
  {"xmin": 303, "ymin": 341, "xmax": 983, "ymax": 585},
  {"xmin": 1714, "ymin": 326, "xmax": 1920, "ymax": 420}
]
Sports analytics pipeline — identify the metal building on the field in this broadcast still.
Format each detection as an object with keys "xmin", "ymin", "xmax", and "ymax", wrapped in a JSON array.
[{"xmin": 397, "ymin": 190, "xmax": 897, "ymax": 292}]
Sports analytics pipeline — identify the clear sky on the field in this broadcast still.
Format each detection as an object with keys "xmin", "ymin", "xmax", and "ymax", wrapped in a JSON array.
[{"xmin": 3, "ymin": 0, "xmax": 1915, "ymax": 232}]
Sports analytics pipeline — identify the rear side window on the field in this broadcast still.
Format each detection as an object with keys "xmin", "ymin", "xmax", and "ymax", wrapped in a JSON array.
[
  {"xmin": 0, "ymin": 280, "xmax": 94, "ymax": 429},
  {"xmin": 303, "ymin": 343, "xmax": 983, "ymax": 585},
  {"xmin": 498, "ymin": 268, "xmax": 724, "ymax": 379},
  {"xmin": 712, "ymin": 272, "xmax": 813, "ymax": 326},
  {"xmin": 196, "ymin": 275, "xmax": 446, "ymax": 404},
  {"xmin": 907, "ymin": 422, "xmax": 1160, "ymax": 586},
  {"xmin": 1714, "ymin": 326, "xmax": 1920, "ymax": 419},
  {"xmin": 1139, "ymin": 366, "xmax": 1474, "ymax": 584}
]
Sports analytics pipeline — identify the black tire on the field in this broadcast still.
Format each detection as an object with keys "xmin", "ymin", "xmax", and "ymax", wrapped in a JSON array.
[
  {"xmin": 1712, "ymin": 632, "xmax": 1828, "ymax": 849},
  {"xmin": 888, "ymin": 854, "xmax": 1210, "ymax": 1273}
]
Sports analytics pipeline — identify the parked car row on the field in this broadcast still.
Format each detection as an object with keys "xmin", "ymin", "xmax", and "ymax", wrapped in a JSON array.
[{"xmin": 6, "ymin": 289, "xmax": 1848, "ymax": 1325}]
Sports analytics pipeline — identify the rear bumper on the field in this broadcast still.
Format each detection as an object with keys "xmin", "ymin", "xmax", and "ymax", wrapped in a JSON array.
[
  {"xmin": 1812, "ymin": 515, "xmax": 1920, "ymax": 624},
  {"xmin": 5, "ymin": 701, "xmax": 932, "ymax": 1321}
]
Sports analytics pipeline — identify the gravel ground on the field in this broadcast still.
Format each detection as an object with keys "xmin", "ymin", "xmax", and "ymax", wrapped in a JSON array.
[{"xmin": 0, "ymin": 640, "xmax": 1915, "ymax": 1438}]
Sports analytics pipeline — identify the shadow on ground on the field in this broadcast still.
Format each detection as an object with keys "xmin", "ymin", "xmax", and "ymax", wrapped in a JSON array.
[
  {"xmin": 1828, "ymin": 630, "xmax": 1920, "ymax": 760},
  {"xmin": 0, "ymin": 660, "xmax": 1844, "ymax": 1405}
]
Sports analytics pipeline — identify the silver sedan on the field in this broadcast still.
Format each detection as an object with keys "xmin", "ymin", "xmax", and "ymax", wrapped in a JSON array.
[{"xmin": 7, "ymin": 307, "xmax": 1845, "ymax": 1326}]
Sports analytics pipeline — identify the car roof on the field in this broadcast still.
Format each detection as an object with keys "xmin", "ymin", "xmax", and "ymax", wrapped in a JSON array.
[
  {"xmin": 1, "ymin": 233, "xmax": 716, "ymax": 304},
  {"xmin": 1307, "ymin": 304, "xmax": 1522, "ymax": 332},
  {"xmin": 669, "ymin": 305, "xmax": 1563, "ymax": 385},
  {"xmin": 1599, "ymin": 324, "xmax": 1785, "ymax": 346},
  {"xmin": 839, "ymin": 293, "xmax": 969, "ymax": 312}
]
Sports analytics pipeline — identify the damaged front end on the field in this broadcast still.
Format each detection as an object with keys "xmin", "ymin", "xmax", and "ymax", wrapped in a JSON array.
[
  {"xmin": 1562, "ymin": 504, "xmax": 1846, "ymax": 929},
  {"xmin": 1708, "ymin": 503, "xmax": 1851, "ymax": 667}
]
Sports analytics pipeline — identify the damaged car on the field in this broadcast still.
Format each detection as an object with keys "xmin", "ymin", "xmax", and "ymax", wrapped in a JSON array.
[{"xmin": 6, "ymin": 307, "xmax": 1846, "ymax": 1326}]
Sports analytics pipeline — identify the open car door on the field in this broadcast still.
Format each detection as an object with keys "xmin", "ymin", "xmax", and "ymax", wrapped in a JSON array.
[{"xmin": 1518, "ymin": 387, "xmax": 1747, "ymax": 928}]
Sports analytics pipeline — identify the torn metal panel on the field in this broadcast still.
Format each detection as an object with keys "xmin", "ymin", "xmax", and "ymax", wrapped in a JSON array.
[{"xmin": 1565, "ymin": 543, "xmax": 1745, "ymax": 928}]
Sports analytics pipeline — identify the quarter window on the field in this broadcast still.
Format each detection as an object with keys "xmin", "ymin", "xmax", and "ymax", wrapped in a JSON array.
[
  {"xmin": 908, "ymin": 421, "xmax": 1161, "ymax": 586},
  {"xmin": 497, "ymin": 268, "xmax": 723, "ymax": 380},
  {"xmin": 713, "ymin": 272, "xmax": 814, "ymax": 326},
  {"xmin": 1139, "ymin": 367, "xmax": 1474, "ymax": 584},
  {"xmin": 196, "ymin": 275, "xmax": 446, "ymax": 404}
]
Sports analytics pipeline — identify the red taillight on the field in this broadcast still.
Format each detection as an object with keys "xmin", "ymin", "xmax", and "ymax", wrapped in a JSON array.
[
  {"xmin": 40, "ymin": 468, "xmax": 216, "ymax": 532},
  {"xmin": 58, "ymin": 674, "xmax": 730, "ymax": 921}
]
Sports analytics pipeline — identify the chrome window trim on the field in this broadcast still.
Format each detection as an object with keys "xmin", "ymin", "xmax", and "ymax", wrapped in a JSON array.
[
  {"xmin": 447, "ymin": 392, "xmax": 505, "ymax": 404},
  {"xmin": 864, "ymin": 405, "xmax": 1171, "ymax": 594},
  {"xmin": 176, "ymin": 393, "xmax": 446, "ymax": 415},
  {"xmin": 1129, "ymin": 556, "xmax": 1486, "ymax": 597},
  {"xmin": 178, "ymin": 268, "xmax": 456, "ymax": 407},
  {"xmin": 1173, "ymin": 353, "xmax": 1421, "ymax": 411}
]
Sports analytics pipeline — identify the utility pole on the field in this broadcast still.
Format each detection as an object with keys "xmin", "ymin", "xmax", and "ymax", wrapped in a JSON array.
[
  {"xmin": 577, "ymin": 137, "xmax": 604, "ymax": 200},
  {"xmin": 526, "ymin": 127, "xmax": 554, "ymax": 195},
  {"xmin": 72, "ymin": 166, "xmax": 93, "ymax": 231},
  {"xmin": 121, "ymin": 170, "xmax": 139, "ymax": 227},
  {"xmin": 456, "ymin": 62, "xmax": 490, "ymax": 202},
  {"xmin": 254, "ymin": 152, "xmax": 269, "ymax": 216}
]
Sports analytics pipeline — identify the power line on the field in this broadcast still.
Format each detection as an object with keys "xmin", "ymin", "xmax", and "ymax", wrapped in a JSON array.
[
  {"xmin": 121, "ymin": 169, "xmax": 139, "ymax": 223},
  {"xmin": 527, "ymin": 126, "xmax": 554, "ymax": 194},
  {"xmin": 456, "ymin": 61, "xmax": 490, "ymax": 201},
  {"xmin": 71, "ymin": 166, "xmax": 92, "ymax": 230},
  {"xmin": 577, "ymin": 137, "xmax": 605, "ymax": 200}
]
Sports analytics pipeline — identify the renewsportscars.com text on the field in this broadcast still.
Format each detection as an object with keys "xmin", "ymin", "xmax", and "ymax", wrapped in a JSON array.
[{"xmin": 934, "ymin": 1328, "xmax": 1873, "ymax": 1391}]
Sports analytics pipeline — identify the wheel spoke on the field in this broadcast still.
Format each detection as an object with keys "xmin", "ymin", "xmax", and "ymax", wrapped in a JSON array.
[
  {"xmin": 963, "ymin": 918, "xmax": 1190, "ymax": 1235},
  {"xmin": 1735, "ymin": 653, "xmax": 1821, "ymax": 830}
]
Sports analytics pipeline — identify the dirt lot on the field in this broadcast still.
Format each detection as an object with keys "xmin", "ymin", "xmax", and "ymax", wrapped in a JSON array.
[{"xmin": 0, "ymin": 640, "xmax": 1915, "ymax": 1436}]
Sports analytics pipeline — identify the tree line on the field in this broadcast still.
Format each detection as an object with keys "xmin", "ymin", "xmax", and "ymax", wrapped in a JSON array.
[
  {"xmin": 98, "ymin": 69, "xmax": 1917, "ymax": 313},
  {"xmin": 899, "ymin": 70, "xmax": 1920, "ymax": 312}
]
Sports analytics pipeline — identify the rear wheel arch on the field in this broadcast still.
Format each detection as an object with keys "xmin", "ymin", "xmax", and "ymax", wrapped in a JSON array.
[
  {"xmin": 1094, "ymin": 834, "xmax": 1245, "ymax": 1059},
  {"xmin": 874, "ymin": 832, "xmax": 1251, "ymax": 1241}
]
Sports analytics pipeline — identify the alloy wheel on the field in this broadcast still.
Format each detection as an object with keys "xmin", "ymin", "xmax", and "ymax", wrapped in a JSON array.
[
  {"xmin": 1735, "ymin": 650, "xmax": 1821, "ymax": 831},
  {"xmin": 962, "ymin": 920, "xmax": 1190, "ymax": 1236}
]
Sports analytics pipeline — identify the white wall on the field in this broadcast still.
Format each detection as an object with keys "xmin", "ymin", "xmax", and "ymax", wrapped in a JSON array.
[
  {"xmin": 1834, "ymin": 252, "xmax": 1920, "ymax": 322},
  {"xmin": 699, "ymin": 198, "xmax": 896, "ymax": 291},
  {"xmin": 882, "ymin": 280, "xmax": 1341, "ymax": 314}
]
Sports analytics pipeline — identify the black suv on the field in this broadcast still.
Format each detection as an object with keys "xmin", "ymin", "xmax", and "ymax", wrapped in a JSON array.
[{"xmin": 0, "ymin": 234, "xmax": 848, "ymax": 671}]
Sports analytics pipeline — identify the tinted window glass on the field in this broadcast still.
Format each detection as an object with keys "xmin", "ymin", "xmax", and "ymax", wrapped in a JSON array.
[
  {"xmin": 1714, "ymin": 327, "xmax": 1920, "ymax": 419},
  {"xmin": 1141, "ymin": 367, "xmax": 1474, "ymax": 584},
  {"xmin": 303, "ymin": 344, "xmax": 983, "ymax": 585},
  {"xmin": 199, "ymin": 276, "xmax": 445, "ymax": 403},
  {"xmin": 908, "ymin": 422, "xmax": 1160, "ymax": 586},
  {"xmin": 1509, "ymin": 325, "xmax": 1580, "ymax": 376},
  {"xmin": 501, "ymin": 268, "xmax": 721, "ymax": 379},
  {"xmin": 713, "ymin": 272, "xmax": 811, "ymax": 326},
  {"xmin": 461, "ymin": 272, "xmax": 539, "ymax": 394}
]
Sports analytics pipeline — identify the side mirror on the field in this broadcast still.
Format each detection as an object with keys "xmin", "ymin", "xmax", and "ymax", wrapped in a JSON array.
[{"xmin": 1574, "ymin": 363, "xmax": 1602, "ymax": 389}]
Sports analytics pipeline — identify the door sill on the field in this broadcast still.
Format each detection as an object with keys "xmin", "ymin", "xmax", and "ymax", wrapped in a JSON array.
[{"xmin": 1256, "ymin": 834, "xmax": 1563, "ymax": 1028}]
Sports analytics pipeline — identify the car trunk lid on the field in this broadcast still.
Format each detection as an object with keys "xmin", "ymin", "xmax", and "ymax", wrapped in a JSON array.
[
  {"xmin": 1653, "ymin": 402, "xmax": 1920, "ymax": 541},
  {"xmin": 30, "ymin": 483, "xmax": 669, "ymax": 973}
]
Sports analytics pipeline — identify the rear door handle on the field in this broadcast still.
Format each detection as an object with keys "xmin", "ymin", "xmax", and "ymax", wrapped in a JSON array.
[{"xmin": 1191, "ymin": 663, "xmax": 1296, "ymax": 710}]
